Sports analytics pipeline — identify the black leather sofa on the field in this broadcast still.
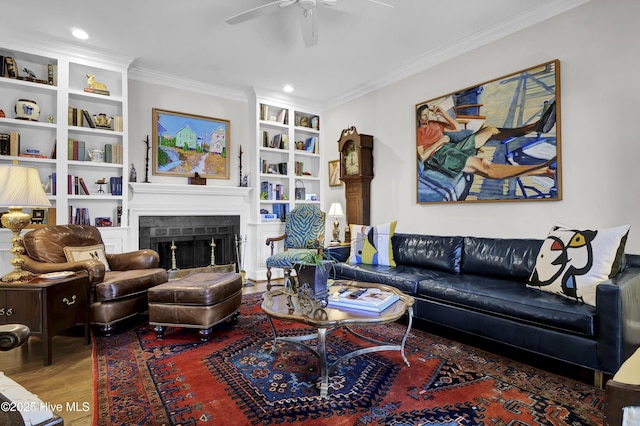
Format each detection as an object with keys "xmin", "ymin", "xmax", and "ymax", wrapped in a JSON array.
[{"xmin": 327, "ymin": 233, "xmax": 640, "ymax": 379}]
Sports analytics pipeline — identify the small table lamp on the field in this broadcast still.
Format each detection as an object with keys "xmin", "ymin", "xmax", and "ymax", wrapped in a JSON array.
[
  {"xmin": 327, "ymin": 202, "xmax": 345, "ymax": 243},
  {"xmin": 0, "ymin": 165, "xmax": 51, "ymax": 283}
]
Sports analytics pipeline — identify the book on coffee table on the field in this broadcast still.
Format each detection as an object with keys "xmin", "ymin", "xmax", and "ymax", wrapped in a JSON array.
[{"xmin": 327, "ymin": 286, "xmax": 399, "ymax": 313}]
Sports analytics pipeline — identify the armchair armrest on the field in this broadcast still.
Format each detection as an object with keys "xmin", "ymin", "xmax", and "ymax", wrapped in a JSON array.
[
  {"xmin": 106, "ymin": 249, "xmax": 160, "ymax": 271},
  {"xmin": 22, "ymin": 256, "xmax": 105, "ymax": 284},
  {"xmin": 266, "ymin": 234, "xmax": 286, "ymax": 256},
  {"xmin": 0, "ymin": 324, "xmax": 30, "ymax": 351}
]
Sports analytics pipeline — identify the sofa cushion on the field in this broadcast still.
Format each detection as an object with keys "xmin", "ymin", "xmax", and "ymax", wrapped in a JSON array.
[
  {"xmin": 528, "ymin": 224, "xmax": 630, "ymax": 306},
  {"xmin": 333, "ymin": 262, "xmax": 453, "ymax": 296},
  {"xmin": 64, "ymin": 244, "xmax": 111, "ymax": 271},
  {"xmin": 348, "ymin": 221, "xmax": 396, "ymax": 266},
  {"xmin": 462, "ymin": 237, "xmax": 542, "ymax": 280},
  {"xmin": 393, "ymin": 233, "xmax": 463, "ymax": 273},
  {"xmin": 417, "ymin": 274, "xmax": 596, "ymax": 337},
  {"xmin": 95, "ymin": 268, "xmax": 168, "ymax": 302}
]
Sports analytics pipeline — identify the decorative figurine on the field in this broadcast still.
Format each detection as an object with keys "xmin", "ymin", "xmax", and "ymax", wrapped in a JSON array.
[
  {"xmin": 86, "ymin": 74, "xmax": 107, "ymax": 91},
  {"xmin": 130, "ymin": 163, "xmax": 137, "ymax": 182},
  {"xmin": 93, "ymin": 113, "xmax": 112, "ymax": 128},
  {"xmin": 22, "ymin": 68, "xmax": 36, "ymax": 79},
  {"xmin": 143, "ymin": 136, "xmax": 151, "ymax": 183},
  {"xmin": 85, "ymin": 74, "xmax": 110, "ymax": 95},
  {"xmin": 48, "ymin": 114, "xmax": 54, "ymax": 123}
]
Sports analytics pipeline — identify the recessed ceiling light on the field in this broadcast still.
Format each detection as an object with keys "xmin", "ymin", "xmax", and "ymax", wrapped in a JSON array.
[
  {"xmin": 72, "ymin": 28, "xmax": 89, "ymax": 40},
  {"xmin": 283, "ymin": 84, "xmax": 294, "ymax": 93}
]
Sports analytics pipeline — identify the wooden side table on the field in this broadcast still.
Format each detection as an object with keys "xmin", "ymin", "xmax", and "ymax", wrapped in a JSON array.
[{"xmin": 0, "ymin": 271, "xmax": 90, "ymax": 365}]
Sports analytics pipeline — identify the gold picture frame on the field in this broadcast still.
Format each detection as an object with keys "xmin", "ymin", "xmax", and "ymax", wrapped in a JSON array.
[
  {"xmin": 328, "ymin": 160, "xmax": 341, "ymax": 187},
  {"xmin": 416, "ymin": 60, "xmax": 560, "ymax": 204},
  {"xmin": 152, "ymin": 108, "xmax": 230, "ymax": 179}
]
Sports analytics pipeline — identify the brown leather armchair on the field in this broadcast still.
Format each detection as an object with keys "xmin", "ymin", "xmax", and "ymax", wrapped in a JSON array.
[{"xmin": 22, "ymin": 224, "xmax": 168, "ymax": 334}]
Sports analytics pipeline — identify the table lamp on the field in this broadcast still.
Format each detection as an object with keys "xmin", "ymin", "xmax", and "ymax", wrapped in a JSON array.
[
  {"xmin": 0, "ymin": 164, "xmax": 51, "ymax": 283},
  {"xmin": 327, "ymin": 202, "xmax": 344, "ymax": 243}
]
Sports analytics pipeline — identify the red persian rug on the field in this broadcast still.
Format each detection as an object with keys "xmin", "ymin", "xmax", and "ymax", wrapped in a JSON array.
[{"xmin": 93, "ymin": 293, "xmax": 604, "ymax": 425}]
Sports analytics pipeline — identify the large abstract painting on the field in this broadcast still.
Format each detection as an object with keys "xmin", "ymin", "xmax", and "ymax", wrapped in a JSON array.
[
  {"xmin": 153, "ymin": 108, "xmax": 230, "ymax": 179},
  {"xmin": 416, "ymin": 60, "xmax": 561, "ymax": 204}
]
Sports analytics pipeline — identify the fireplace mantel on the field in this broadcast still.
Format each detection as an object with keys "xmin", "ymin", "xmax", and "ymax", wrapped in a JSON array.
[
  {"xmin": 127, "ymin": 183, "xmax": 251, "ymax": 252},
  {"xmin": 129, "ymin": 183, "xmax": 251, "ymax": 197}
]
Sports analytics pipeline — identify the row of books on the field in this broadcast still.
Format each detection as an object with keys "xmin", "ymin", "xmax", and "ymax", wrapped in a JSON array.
[
  {"xmin": 260, "ymin": 181, "xmax": 286, "ymax": 201},
  {"xmin": 69, "ymin": 207, "xmax": 91, "ymax": 225},
  {"xmin": 262, "ymin": 131, "xmax": 288, "ymax": 149},
  {"xmin": 0, "ymin": 131, "xmax": 20, "ymax": 156},
  {"xmin": 66, "ymin": 139, "xmax": 123, "ymax": 163},
  {"xmin": 68, "ymin": 175, "xmax": 91, "ymax": 195},
  {"xmin": 1, "ymin": 56, "xmax": 56, "ymax": 85},
  {"xmin": 68, "ymin": 107, "xmax": 123, "ymax": 132},
  {"xmin": 67, "ymin": 207, "xmax": 119, "ymax": 227},
  {"xmin": 47, "ymin": 173, "xmax": 122, "ymax": 196},
  {"xmin": 260, "ymin": 104, "xmax": 288, "ymax": 124},
  {"xmin": 301, "ymin": 136, "xmax": 319, "ymax": 154}
]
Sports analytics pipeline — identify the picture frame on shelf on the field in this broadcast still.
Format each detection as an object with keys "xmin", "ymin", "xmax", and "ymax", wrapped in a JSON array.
[
  {"xmin": 328, "ymin": 160, "xmax": 341, "ymax": 187},
  {"xmin": 416, "ymin": 59, "xmax": 560, "ymax": 204},
  {"xmin": 152, "ymin": 108, "xmax": 230, "ymax": 179}
]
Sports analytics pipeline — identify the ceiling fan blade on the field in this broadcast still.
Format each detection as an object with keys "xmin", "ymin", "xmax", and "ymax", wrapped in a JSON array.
[
  {"xmin": 226, "ymin": 0, "xmax": 295, "ymax": 25},
  {"xmin": 301, "ymin": 8, "xmax": 318, "ymax": 47},
  {"xmin": 367, "ymin": 0, "xmax": 394, "ymax": 8}
]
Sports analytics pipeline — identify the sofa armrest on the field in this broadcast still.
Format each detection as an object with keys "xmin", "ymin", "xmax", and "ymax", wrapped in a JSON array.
[
  {"xmin": 106, "ymin": 249, "xmax": 159, "ymax": 271},
  {"xmin": 596, "ymin": 266, "xmax": 640, "ymax": 372},
  {"xmin": 325, "ymin": 245, "xmax": 350, "ymax": 262},
  {"xmin": 22, "ymin": 256, "xmax": 105, "ymax": 284},
  {"xmin": 0, "ymin": 324, "xmax": 30, "ymax": 351}
]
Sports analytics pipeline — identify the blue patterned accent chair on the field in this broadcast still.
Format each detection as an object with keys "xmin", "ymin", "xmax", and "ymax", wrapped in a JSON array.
[{"xmin": 265, "ymin": 204, "xmax": 326, "ymax": 290}]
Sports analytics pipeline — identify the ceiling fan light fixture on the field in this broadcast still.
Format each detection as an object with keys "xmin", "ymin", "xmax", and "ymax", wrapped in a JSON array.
[
  {"xmin": 299, "ymin": 0, "xmax": 316, "ymax": 10},
  {"xmin": 279, "ymin": 0, "xmax": 298, "ymax": 8},
  {"xmin": 283, "ymin": 84, "xmax": 294, "ymax": 93}
]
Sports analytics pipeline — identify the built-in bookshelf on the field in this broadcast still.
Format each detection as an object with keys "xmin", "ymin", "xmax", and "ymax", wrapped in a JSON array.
[
  {"xmin": 0, "ymin": 41, "xmax": 131, "ymax": 228},
  {"xmin": 248, "ymin": 90, "xmax": 323, "ymax": 280},
  {"xmin": 255, "ymin": 100, "xmax": 321, "ymax": 224}
]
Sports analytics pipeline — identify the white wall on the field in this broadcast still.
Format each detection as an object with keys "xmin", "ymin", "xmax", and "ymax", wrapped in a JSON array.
[{"xmin": 321, "ymin": 0, "xmax": 640, "ymax": 253}]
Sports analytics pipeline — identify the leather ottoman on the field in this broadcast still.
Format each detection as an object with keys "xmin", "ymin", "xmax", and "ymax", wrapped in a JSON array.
[{"xmin": 148, "ymin": 272, "xmax": 242, "ymax": 341}]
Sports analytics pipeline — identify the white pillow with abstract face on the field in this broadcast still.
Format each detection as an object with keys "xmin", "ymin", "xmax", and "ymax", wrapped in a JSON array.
[{"xmin": 528, "ymin": 224, "xmax": 630, "ymax": 305}]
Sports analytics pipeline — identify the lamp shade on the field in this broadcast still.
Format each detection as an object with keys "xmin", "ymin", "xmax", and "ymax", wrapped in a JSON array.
[
  {"xmin": 0, "ymin": 165, "xmax": 51, "ymax": 208},
  {"xmin": 328, "ymin": 202, "xmax": 344, "ymax": 217}
]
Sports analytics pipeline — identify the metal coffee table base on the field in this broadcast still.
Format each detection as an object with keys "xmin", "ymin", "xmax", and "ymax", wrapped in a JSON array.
[{"xmin": 266, "ymin": 308, "xmax": 413, "ymax": 397}]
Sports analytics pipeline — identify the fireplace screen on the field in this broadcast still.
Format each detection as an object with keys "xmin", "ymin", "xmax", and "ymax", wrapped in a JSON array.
[{"xmin": 139, "ymin": 215, "xmax": 240, "ymax": 270}]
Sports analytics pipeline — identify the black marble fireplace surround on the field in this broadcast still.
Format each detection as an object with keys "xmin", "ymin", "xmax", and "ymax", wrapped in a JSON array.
[{"xmin": 139, "ymin": 215, "xmax": 240, "ymax": 270}]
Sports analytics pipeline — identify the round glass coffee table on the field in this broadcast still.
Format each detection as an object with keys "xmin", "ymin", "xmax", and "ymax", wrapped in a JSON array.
[{"xmin": 261, "ymin": 280, "xmax": 415, "ymax": 397}]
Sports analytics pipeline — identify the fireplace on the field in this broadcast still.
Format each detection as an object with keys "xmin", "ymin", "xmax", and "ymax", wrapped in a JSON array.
[{"xmin": 139, "ymin": 215, "xmax": 240, "ymax": 270}]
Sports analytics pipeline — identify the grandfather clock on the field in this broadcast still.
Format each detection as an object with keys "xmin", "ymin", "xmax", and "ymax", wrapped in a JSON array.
[{"xmin": 338, "ymin": 126, "xmax": 373, "ymax": 242}]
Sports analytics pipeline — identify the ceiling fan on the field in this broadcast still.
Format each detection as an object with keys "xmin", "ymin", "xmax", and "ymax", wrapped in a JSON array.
[{"xmin": 225, "ymin": 0, "xmax": 393, "ymax": 47}]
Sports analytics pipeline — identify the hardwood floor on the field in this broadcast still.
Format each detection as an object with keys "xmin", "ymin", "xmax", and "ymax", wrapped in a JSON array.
[
  {"xmin": 0, "ymin": 279, "xmax": 598, "ymax": 425},
  {"xmin": 0, "ymin": 280, "xmax": 267, "ymax": 425}
]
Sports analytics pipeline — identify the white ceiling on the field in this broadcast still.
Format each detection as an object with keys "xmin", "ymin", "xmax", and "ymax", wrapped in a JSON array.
[{"xmin": 1, "ymin": 0, "xmax": 587, "ymax": 108}]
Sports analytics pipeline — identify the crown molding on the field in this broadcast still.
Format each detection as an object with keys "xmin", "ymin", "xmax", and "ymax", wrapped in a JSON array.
[
  {"xmin": 321, "ymin": 0, "xmax": 591, "ymax": 111},
  {"xmin": 129, "ymin": 68, "xmax": 247, "ymax": 103}
]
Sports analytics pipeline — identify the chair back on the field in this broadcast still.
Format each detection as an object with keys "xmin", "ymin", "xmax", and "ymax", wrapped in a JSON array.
[
  {"xmin": 23, "ymin": 224, "xmax": 104, "ymax": 263},
  {"xmin": 284, "ymin": 204, "xmax": 325, "ymax": 249}
]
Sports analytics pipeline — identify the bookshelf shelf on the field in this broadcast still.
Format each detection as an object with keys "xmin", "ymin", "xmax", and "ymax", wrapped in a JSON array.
[{"xmin": 1, "ymin": 41, "xmax": 130, "ymax": 227}]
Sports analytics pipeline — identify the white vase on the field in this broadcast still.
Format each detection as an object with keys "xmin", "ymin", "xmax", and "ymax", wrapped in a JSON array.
[{"xmin": 15, "ymin": 99, "xmax": 40, "ymax": 121}]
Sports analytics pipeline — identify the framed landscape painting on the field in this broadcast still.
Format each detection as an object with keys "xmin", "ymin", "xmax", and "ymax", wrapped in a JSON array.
[
  {"xmin": 153, "ymin": 108, "xmax": 230, "ymax": 179},
  {"xmin": 416, "ymin": 60, "xmax": 561, "ymax": 204}
]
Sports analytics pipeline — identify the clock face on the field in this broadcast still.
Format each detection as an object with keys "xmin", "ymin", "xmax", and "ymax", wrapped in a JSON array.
[{"xmin": 344, "ymin": 142, "xmax": 359, "ymax": 175}]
